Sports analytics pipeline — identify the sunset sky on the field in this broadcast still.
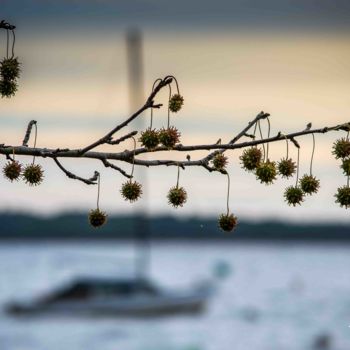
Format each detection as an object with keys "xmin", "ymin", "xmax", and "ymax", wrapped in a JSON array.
[{"xmin": 1, "ymin": 1, "xmax": 350, "ymax": 222}]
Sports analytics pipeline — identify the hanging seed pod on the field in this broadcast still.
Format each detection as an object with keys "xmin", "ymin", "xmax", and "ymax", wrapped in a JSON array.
[
  {"xmin": 158, "ymin": 126, "xmax": 181, "ymax": 149},
  {"xmin": 0, "ymin": 79, "xmax": 18, "ymax": 98},
  {"xmin": 167, "ymin": 186, "xmax": 187, "ymax": 208},
  {"xmin": 212, "ymin": 153, "xmax": 228, "ymax": 171},
  {"xmin": 299, "ymin": 174, "xmax": 320, "ymax": 195},
  {"xmin": 340, "ymin": 158, "xmax": 350, "ymax": 176},
  {"xmin": 335, "ymin": 186, "xmax": 350, "ymax": 208},
  {"xmin": 332, "ymin": 138, "xmax": 350, "ymax": 159},
  {"xmin": 0, "ymin": 57, "xmax": 20, "ymax": 81},
  {"xmin": 3, "ymin": 160, "xmax": 22, "ymax": 181},
  {"xmin": 256, "ymin": 160, "xmax": 277, "ymax": 185},
  {"xmin": 284, "ymin": 186, "xmax": 304, "ymax": 206},
  {"xmin": 23, "ymin": 164, "xmax": 44, "ymax": 186},
  {"xmin": 278, "ymin": 158, "xmax": 296, "ymax": 178},
  {"xmin": 121, "ymin": 180, "xmax": 142, "ymax": 202},
  {"xmin": 169, "ymin": 93, "xmax": 184, "ymax": 113},
  {"xmin": 218, "ymin": 213, "xmax": 238, "ymax": 232},
  {"xmin": 240, "ymin": 147, "xmax": 262, "ymax": 172},
  {"xmin": 139, "ymin": 128, "xmax": 159, "ymax": 150},
  {"xmin": 88, "ymin": 208, "xmax": 107, "ymax": 228}
]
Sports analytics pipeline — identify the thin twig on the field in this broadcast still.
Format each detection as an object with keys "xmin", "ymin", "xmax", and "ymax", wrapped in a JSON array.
[
  {"xmin": 53, "ymin": 158, "xmax": 99, "ymax": 185},
  {"xmin": 22, "ymin": 120, "xmax": 37, "ymax": 147}
]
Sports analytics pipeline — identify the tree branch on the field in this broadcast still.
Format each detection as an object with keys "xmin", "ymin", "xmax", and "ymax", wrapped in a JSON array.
[
  {"xmin": 22, "ymin": 120, "xmax": 37, "ymax": 147},
  {"xmin": 53, "ymin": 158, "xmax": 99, "ymax": 185},
  {"xmin": 78, "ymin": 77, "xmax": 171, "ymax": 155},
  {"xmin": 1, "ymin": 120, "xmax": 348, "ymax": 181}
]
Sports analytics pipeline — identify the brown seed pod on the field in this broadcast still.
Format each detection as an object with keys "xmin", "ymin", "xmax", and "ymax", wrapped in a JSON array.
[
  {"xmin": 158, "ymin": 126, "xmax": 181, "ymax": 149},
  {"xmin": 0, "ymin": 57, "xmax": 21, "ymax": 81},
  {"xmin": 121, "ymin": 180, "xmax": 142, "ymax": 202},
  {"xmin": 240, "ymin": 147, "xmax": 262, "ymax": 172},
  {"xmin": 169, "ymin": 94, "xmax": 184, "ymax": 113},
  {"xmin": 23, "ymin": 164, "xmax": 44, "ymax": 186},
  {"xmin": 299, "ymin": 174, "xmax": 320, "ymax": 195},
  {"xmin": 3, "ymin": 160, "xmax": 22, "ymax": 181},
  {"xmin": 332, "ymin": 138, "xmax": 350, "ymax": 159},
  {"xmin": 278, "ymin": 158, "xmax": 296, "ymax": 178},
  {"xmin": 255, "ymin": 160, "xmax": 277, "ymax": 185},
  {"xmin": 212, "ymin": 153, "xmax": 228, "ymax": 171},
  {"xmin": 88, "ymin": 208, "xmax": 107, "ymax": 228},
  {"xmin": 335, "ymin": 186, "xmax": 350, "ymax": 208},
  {"xmin": 0, "ymin": 79, "xmax": 18, "ymax": 98},
  {"xmin": 139, "ymin": 128, "xmax": 159, "ymax": 150},
  {"xmin": 218, "ymin": 213, "xmax": 238, "ymax": 232},
  {"xmin": 167, "ymin": 186, "xmax": 187, "ymax": 208},
  {"xmin": 340, "ymin": 158, "xmax": 350, "ymax": 176},
  {"xmin": 284, "ymin": 186, "xmax": 304, "ymax": 206}
]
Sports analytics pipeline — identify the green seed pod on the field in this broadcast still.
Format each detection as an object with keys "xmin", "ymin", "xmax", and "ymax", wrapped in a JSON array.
[
  {"xmin": 284, "ymin": 186, "xmax": 304, "ymax": 206},
  {"xmin": 340, "ymin": 158, "xmax": 350, "ymax": 176},
  {"xmin": 3, "ymin": 160, "xmax": 22, "ymax": 181},
  {"xmin": 23, "ymin": 164, "xmax": 44, "ymax": 186},
  {"xmin": 167, "ymin": 186, "xmax": 187, "ymax": 208},
  {"xmin": 212, "ymin": 153, "xmax": 228, "ymax": 171},
  {"xmin": 169, "ymin": 94, "xmax": 184, "ymax": 113},
  {"xmin": 299, "ymin": 174, "xmax": 320, "ymax": 195},
  {"xmin": 88, "ymin": 208, "xmax": 107, "ymax": 228},
  {"xmin": 256, "ymin": 160, "xmax": 277, "ymax": 185},
  {"xmin": 335, "ymin": 186, "xmax": 350, "ymax": 208},
  {"xmin": 278, "ymin": 158, "xmax": 296, "ymax": 178},
  {"xmin": 121, "ymin": 180, "xmax": 142, "ymax": 202},
  {"xmin": 139, "ymin": 128, "xmax": 159, "ymax": 150},
  {"xmin": 158, "ymin": 126, "xmax": 181, "ymax": 149},
  {"xmin": 0, "ymin": 57, "xmax": 21, "ymax": 81},
  {"xmin": 332, "ymin": 138, "xmax": 350, "ymax": 159},
  {"xmin": 218, "ymin": 213, "xmax": 238, "ymax": 232},
  {"xmin": 240, "ymin": 147, "xmax": 262, "ymax": 172},
  {"xmin": 0, "ymin": 79, "xmax": 18, "ymax": 98}
]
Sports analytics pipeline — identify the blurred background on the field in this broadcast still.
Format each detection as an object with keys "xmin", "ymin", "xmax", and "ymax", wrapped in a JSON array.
[{"xmin": 1, "ymin": 1, "xmax": 350, "ymax": 350}]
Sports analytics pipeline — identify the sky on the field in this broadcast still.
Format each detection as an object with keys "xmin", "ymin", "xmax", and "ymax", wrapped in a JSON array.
[{"xmin": 1, "ymin": 1, "xmax": 350, "ymax": 222}]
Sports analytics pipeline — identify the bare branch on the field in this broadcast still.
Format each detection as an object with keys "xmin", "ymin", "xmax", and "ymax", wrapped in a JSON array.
[
  {"xmin": 53, "ymin": 158, "xmax": 98, "ymax": 185},
  {"xmin": 22, "ymin": 120, "xmax": 37, "ymax": 147},
  {"xmin": 100, "ymin": 159, "xmax": 132, "ymax": 179},
  {"xmin": 79, "ymin": 77, "xmax": 172, "ymax": 155},
  {"xmin": 1, "ymin": 120, "xmax": 348, "ymax": 180},
  {"xmin": 106, "ymin": 131, "xmax": 138, "ymax": 145}
]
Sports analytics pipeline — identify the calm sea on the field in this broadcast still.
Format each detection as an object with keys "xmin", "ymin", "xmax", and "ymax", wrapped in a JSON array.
[{"xmin": 0, "ymin": 241, "xmax": 350, "ymax": 350}]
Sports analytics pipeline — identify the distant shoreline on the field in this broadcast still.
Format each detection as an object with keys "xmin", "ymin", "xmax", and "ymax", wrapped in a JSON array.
[{"xmin": 1, "ymin": 212, "xmax": 350, "ymax": 241}]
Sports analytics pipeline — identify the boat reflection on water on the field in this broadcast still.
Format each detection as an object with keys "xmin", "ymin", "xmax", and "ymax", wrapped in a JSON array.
[{"xmin": 5, "ymin": 276, "xmax": 215, "ymax": 318}]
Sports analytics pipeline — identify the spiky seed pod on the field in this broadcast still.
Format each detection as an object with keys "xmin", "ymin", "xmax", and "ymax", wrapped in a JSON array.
[
  {"xmin": 0, "ymin": 79, "xmax": 18, "ymax": 98},
  {"xmin": 218, "ymin": 213, "xmax": 238, "ymax": 232},
  {"xmin": 158, "ymin": 126, "xmax": 181, "ymax": 149},
  {"xmin": 335, "ymin": 186, "xmax": 350, "ymax": 208},
  {"xmin": 88, "ymin": 208, "xmax": 107, "ymax": 228},
  {"xmin": 299, "ymin": 174, "xmax": 320, "ymax": 195},
  {"xmin": 332, "ymin": 138, "xmax": 350, "ymax": 159},
  {"xmin": 255, "ymin": 160, "xmax": 277, "ymax": 185},
  {"xmin": 239, "ymin": 147, "xmax": 262, "ymax": 172},
  {"xmin": 121, "ymin": 180, "xmax": 142, "ymax": 202},
  {"xmin": 340, "ymin": 158, "xmax": 350, "ymax": 176},
  {"xmin": 169, "ymin": 94, "xmax": 184, "ymax": 113},
  {"xmin": 212, "ymin": 153, "xmax": 228, "ymax": 171},
  {"xmin": 284, "ymin": 186, "xmax": 304, "ymax": 206},
  {"xmin": 0, "ymin": 57, "xmax": 21, "ymax": 81},
  {"xmin": 23, "ymin": 164, "xmax": 44, "ymax": 186},
  {"xmin": 139, "ymin": 128, "xmax": 159, "ymax": 150},
  {"xmin": 167, "ymin": 186, "xmax": 187, "ymax": 208},
  {"xmin": 3, "ymin": 160, "xmax": 22, "ymax": 181},
  {"xmin": 278, "ymin": 158, "xmax": 296, "ymax": 178}
]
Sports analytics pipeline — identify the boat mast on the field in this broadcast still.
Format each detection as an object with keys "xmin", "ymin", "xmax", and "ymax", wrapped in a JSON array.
[{"xmin": 126, "ymin": 28, "xmax": 151, "ymax": 282}]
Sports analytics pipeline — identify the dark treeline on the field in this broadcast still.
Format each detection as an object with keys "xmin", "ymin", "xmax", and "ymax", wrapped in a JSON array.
[{"xmin": 0, "ymin": 212, "xmax": 350, "ymax": 241}]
